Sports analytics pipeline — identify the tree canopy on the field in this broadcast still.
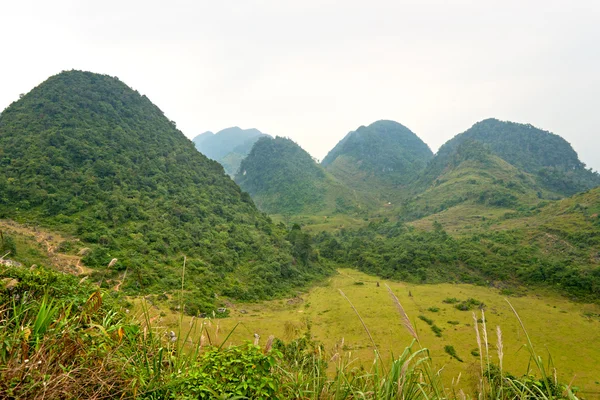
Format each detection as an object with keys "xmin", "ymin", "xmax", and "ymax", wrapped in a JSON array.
[{"xmin": 0, "ymin": 70, "xmax": 328, "ymax": 313}]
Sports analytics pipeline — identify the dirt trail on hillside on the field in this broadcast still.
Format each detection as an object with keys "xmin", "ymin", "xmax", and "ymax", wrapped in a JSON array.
[
  {"xmin": 113, "ymin": 270, "xmax": 127, "ymax": 291},
  {"xmin": 0, "ymin": 219, "xmax": 92, "ymax": 276}
]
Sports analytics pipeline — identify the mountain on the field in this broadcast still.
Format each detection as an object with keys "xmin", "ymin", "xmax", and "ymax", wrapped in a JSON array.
[
  {"xmin": 400, "ymin": 140, "xmax": 554, "ymax": 220},
  {"xmin": 322, "ymin": 120, "xmax": 434, "ymax": 199},
  {"xmin": 424, "ymin": 118, "xmax": 600, "ymax": 195},
  {"xmin": 0, "ymin": 70, "xmax": 328, "ymax": 313},
  {"xmin": 235, "ymin": 136, "xmax": 373, "ymax": 215},
  {"xmin": 191, "ymin": 130, "xmax": 214, "ymax": 147},
  {"xmin": 192, "ymin": 127, "xmax": 270, "ymax": 176}
]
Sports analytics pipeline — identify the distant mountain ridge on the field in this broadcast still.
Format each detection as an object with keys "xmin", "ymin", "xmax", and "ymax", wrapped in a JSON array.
[
  {"xmin": 193, "ymin": 127, "xmax": 270, "ymax": 175},
  {"xmin": 192, "ymin": 130, "xmax": 214, "ymax": 148}
]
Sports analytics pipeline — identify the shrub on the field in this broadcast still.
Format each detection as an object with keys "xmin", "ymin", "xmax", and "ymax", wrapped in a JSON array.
[
  {"xmin": 442, "ymin": 297, "xmax": 460, "ymax": 304},
  {"xmin": 444, "ymin": 345, "xmax": 463, "ymax": 362},
  {"xmin": 169, "ymin": 344, "xmax": 279, "ymax": 399},
  {"xmin": 455, "ymin": 298, "xmax": 484, "ymax": 311}
]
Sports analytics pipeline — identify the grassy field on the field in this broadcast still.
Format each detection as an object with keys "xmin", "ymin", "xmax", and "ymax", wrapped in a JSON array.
[{"xmin": 137, "ymin": 268, "xmax": 600, "ymax": 398}]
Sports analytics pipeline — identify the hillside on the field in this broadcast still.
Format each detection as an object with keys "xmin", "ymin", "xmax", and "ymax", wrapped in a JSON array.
[
  {"xmin": 316, "ymin": 189, "xmax": 600, "ymax": 301},
  {"xmin": 488, "ymin": 186, "xmax": 600, "ymax": 268},
  {"xmin": 0, "ymin": 70, "xmax": 328, "ymax": 313},
  {"xmin": 193, "ymin": 127, "xmax": 270, "ymax": 175},
  {"xmin": 235, "ymin": 136, "xmax": 374, "ymax": 215},
  {"xmin": 322, "ymin": 120, "xmax": 434, "ymax": 197},
  {"xmin": 398, "ymin": 140, "xmax": 556, "ymax": 221},
  {"xmin": 424, "ymin": 118, "xmax": 600, "ymax": 195}
]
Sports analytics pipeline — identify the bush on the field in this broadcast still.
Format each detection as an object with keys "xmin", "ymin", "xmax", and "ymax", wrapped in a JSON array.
[
  {"xmin": 442, "ymin": 297, "xmax": 460, "ymax": 304},
  {"xmin": 0, "ymin": 233, "xmax": 17, "ymax": 256},
  {"xmin": 169, "ymin": 344, "xmax": 279, "ymax": 399},
  {"xmin": 444, "ymin": 345, "xmax": 463, "ymax": 362},
  {"xmin": 455, "ymin": 298, "xmax": 484, "ymax": 311}
]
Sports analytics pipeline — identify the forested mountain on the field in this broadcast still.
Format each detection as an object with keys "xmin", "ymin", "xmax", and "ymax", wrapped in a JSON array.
[
  {"xmin": 322, "ymin": 120, "xmax": 433, "ymax": 196},
  {"xmin": 399, "ymin": 140, "xmax": 555, "ymax": 220},
  {"xmin": 192, "ymin": 127, "xmax": 270, "ymax": 176},
  {"xmin": 235, "ymin": 136, "xmax": 374, "ymax": 215},
  {"xmin": 0, "ymin": 70, "xmax": 328, "ymax": 313},
  {"xmin": 424, "ymin": 118, "xmax": 600, "ymax": 195}
]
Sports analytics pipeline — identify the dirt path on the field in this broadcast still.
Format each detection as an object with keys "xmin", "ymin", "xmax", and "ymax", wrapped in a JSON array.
[
  {"xmin": 113, "ymin": 270, "xmax": 127, "ymax": 291},
  {"xmin": 0, "ymin": 219, "xmax": 92, "ymax": 275}
]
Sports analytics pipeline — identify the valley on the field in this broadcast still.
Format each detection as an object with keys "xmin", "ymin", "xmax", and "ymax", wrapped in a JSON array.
[{"xmin": 1, "ymin": 70, "xmax": 599, "ymax": 399}]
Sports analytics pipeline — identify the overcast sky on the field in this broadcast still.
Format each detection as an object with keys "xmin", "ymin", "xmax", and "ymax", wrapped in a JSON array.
[{"xmin": 1, "ymin": 0, "xmax": 599, "ymax": 171}]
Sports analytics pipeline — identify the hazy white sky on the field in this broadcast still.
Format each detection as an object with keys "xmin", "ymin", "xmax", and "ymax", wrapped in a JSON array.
[{"xmin": 1, "ymin": 0, "xmax": 599, "ymax": 170}]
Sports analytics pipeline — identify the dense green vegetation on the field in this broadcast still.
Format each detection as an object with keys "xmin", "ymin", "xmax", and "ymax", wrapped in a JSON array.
[
  {"xmin": 235, "ymin": 136, "xmax": 373, "ymax": 215},
  {"xmin": 423, "ymin": 118, "xmax": 600, "ymax": 195},
  {"xmin": 193, "ymin": 127, "xmax": 270, "ymax": 176},
  {"xmin": 322, "ymin": 120, "xmax": 434, "ymax": 195},
  {"xmin": 0, "ymin": 70, "xmax": 328, "ymax": 312},
  {"xmin": 314, "ymin": 215, "xmax": 600, "ymax": 301},
  {"xmin": 396, "ymin": 141, "xmax": 557, "ymax": 221},
  {"xmin": 236, "ymin": 136, "xmax": 326, "ymax": 213}
]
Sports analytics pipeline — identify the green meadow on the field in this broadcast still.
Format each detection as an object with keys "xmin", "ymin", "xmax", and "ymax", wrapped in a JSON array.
[{"xmin": 139, "ymin": 268, "xmax": 600, "ymax": 397}]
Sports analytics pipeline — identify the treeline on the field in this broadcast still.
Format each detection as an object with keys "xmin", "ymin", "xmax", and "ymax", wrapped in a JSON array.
[{"xmin": 315, "ymin": 220, "xmax": 600, "ymax": 300}]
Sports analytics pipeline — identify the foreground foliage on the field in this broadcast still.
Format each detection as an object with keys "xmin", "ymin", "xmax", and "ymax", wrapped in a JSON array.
[{"xmin": 0, "ymin": 264, "xmax": 583, "ymax": 399}]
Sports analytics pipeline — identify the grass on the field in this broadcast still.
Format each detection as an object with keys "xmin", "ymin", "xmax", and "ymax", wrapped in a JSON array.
[
  {"xmin": 3, "ymin": 262, "xmax": 597, "ymax": 398},
  {"xmin": 133, "ymin": 268, "xmax": 600, "ymax": 397},
  {"xmin": 270, "ymin": 213, "xmax": 374, "ymax": 233}
]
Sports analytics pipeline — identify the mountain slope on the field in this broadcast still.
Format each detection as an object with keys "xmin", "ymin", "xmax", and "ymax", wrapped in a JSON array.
[
  {"xmin": 235, "ymin": 137, "xmax": 374, "ymax": 215},
  {"xmin": 317, "ymin": 186, "xmax": 600, "ymax": 301},
  {"xmin": 424, "ymin": 118, "xmax": 600, "ymax": 195},
  {"xmin": 193, "ymin": 127, "xmax": 270, "ymax": 175},
  {"xmin": 0, "ymin": 70, "xmax": 327, "ymax": 312},
  {"xmin": 322, "ymin": 120, "xmax": 434, "ymax": 196},
  {"xmin": 401, "ymin": 140, "xmax": 555, "ymax": 220}
]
